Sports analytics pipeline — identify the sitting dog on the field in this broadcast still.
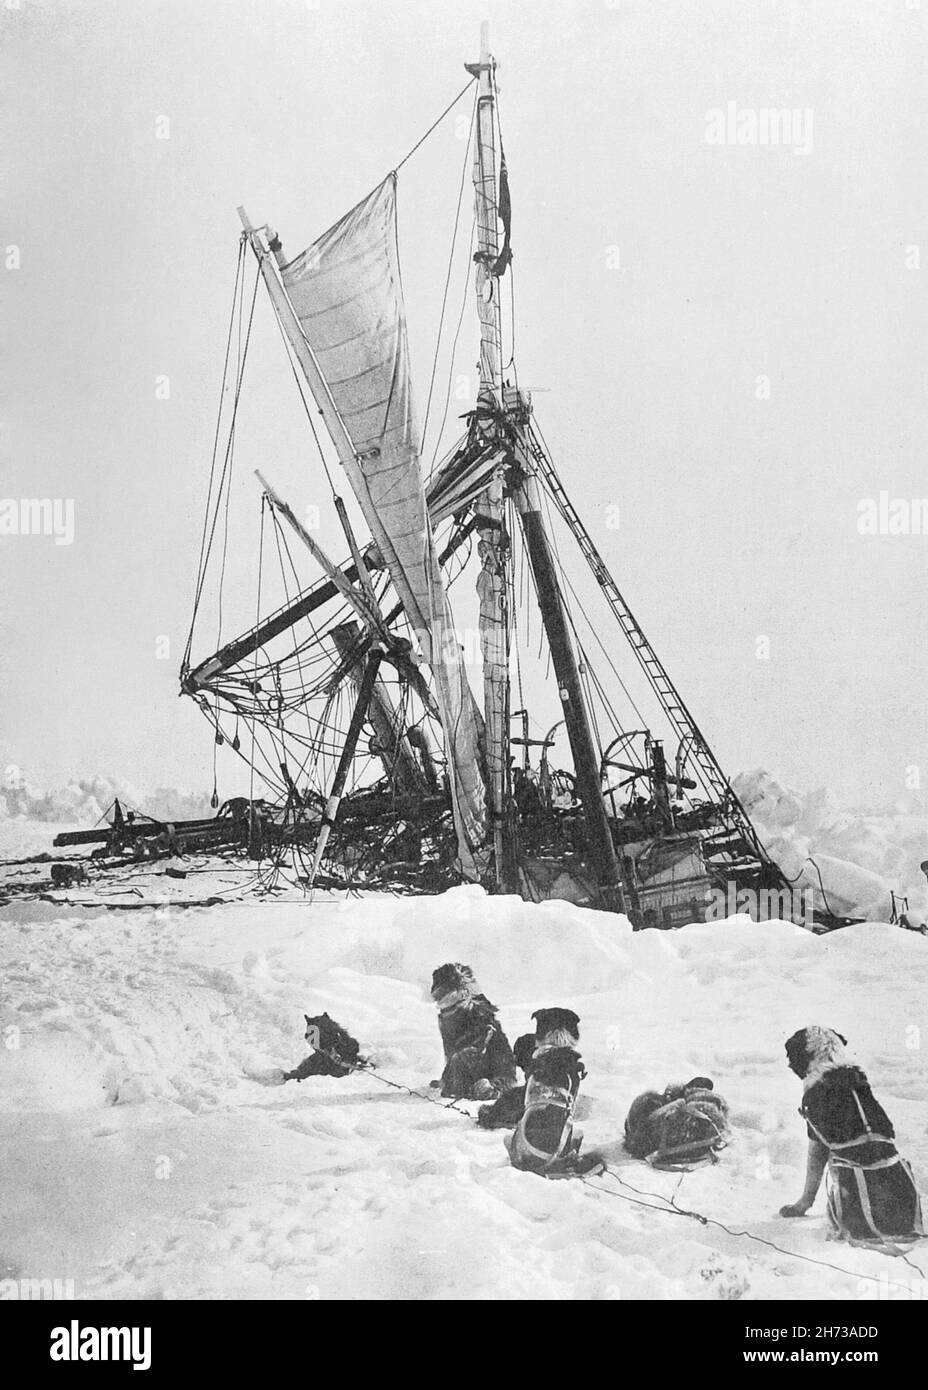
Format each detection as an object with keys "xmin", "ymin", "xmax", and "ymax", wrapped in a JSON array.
[
  {"xmin": 780, "ymin": 1025, "xmax": 924, "ymax": 1247},
  {"xmin": 478, "ymin": 1008, "xmax": 584, "ymax": 1130},
  {"xmin": 282, "ymin": 1012, "xmax": 365, "ymax": 1082},
  {"xmin": 505, "ymin": 1008, "xmax": 594, "ymax": 1176},
  {"xmin": 624, "ymin": 1076, "xmax": 729, "ymax": 1169},
  {"xmin": 477, "ymin": 1032, "xmax": 537, "ymax": 1129},
  {"xmin": 430, "ymin": 963, "xmax": 517, "ymax": 1100}
]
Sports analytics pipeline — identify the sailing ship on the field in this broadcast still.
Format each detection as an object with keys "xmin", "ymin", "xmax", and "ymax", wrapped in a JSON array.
[{"xmin": 173, "ymin": 25, "xmax": 798, "ymax": 926}]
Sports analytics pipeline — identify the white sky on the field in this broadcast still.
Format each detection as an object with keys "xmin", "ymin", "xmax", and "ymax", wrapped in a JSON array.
[{"xmin": 2, "ymin": 0, "xmax": 927, "ymax": 807}]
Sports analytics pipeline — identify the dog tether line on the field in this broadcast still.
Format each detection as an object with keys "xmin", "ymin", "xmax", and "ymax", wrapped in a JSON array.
[
  {"xmin": 290, "ymin": 1059, "xmax": 927, "ymax": 1290},
  {"xmin": 582, "ymin": 1166, "xmax": 927, "ymax": 1293},
  {"xmin": 322, "ymin": 1055, "xmax": 475, "ymax": 1117}
]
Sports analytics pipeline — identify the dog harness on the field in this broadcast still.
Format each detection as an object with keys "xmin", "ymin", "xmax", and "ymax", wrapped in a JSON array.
[
  {"xmin": 508, "ymin": 1078, "xmax": 576, "ymax": 1170},
  {"xmin": 641, "ymin": 1096, "xmax": 728, "ymax": 1169},
  {"xmin": 507, "ymin": 1047, "xmax": 586, "ymax": 1172},
  {"xmin": 802, "ymin": 1088, "xmax": 925, "ymax": 1244}
]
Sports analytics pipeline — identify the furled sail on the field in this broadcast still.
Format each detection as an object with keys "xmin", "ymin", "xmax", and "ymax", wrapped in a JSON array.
[{"xmin": 279, "ymin": 175, "xmax": 488, "ymax": 878}]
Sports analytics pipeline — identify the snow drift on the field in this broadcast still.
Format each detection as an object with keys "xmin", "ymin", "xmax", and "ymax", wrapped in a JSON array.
[{"xmin": 1, "ymin": 846, "xmax": 926, "ymax": 1300}]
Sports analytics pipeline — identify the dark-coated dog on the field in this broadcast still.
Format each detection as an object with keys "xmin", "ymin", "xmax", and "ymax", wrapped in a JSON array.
[
  {"xmin": 480, "ymin": 1007, "xmax": 584, "ymax": 1143},
  {"xmin": 283, "ymin": 1012, "xmax": 364, "ymax": 1082},
  {"xmin": 780, "ymin": 1025, "xmax": 923, "ymax": 1244},
  {"xmin": 430, "ymin": 963, "xmax": 517, "ymax": 1100},
  {"xmin": 506, "ymin": 1028, "xmax": 588, "ymax": 1176},
  {"xmin": 477, "ymin": 1032, "xmax": 537, "ymax": 1129}
]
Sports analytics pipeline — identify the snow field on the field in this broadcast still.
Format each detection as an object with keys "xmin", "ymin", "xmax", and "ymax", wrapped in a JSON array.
[{"xmin": 2, "ymin": 880, "xmax": 927, "ymax": 1300}]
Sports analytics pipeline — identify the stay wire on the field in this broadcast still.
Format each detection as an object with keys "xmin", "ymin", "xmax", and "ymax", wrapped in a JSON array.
[
  {"xmin": 185, "ymin": 238, "xmax": 246, "ymax": 665},
  {"xmin": 422, "ymin": 87, "xmax": 478, "ymax": 459},
  {"xmin": 394, "ymin": 77, "xmax": 476, "ymax": 175},
  {"xmin": 191, "ymin": 261, "xmax": 262, "ymax": 654},
  {"xmin": 427, "ymin": 212, "xmax": 477, "ymax": 480}
]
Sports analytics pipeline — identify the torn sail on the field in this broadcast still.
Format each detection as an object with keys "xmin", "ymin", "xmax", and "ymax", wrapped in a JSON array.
[{"xmin": 279, "ymin": 175, "xmax": 487, "ymax": 877}]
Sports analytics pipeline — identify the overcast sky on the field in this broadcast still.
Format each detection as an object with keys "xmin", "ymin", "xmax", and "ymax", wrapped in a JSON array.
[{"xmin": 2, "ymin": 0, "xmax": 927, "ymax": 808}]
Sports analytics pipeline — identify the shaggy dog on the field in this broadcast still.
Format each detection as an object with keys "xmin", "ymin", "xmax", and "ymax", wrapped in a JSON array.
[
  {"xmin": 624, "ymin": 1077, "xmax": 729, "ymax": 1168},
  {"xmin": 430, "ymin": 963, "xmax": 517, "ymax": 1100},
  {"xmin": 282, "ymin": 1012, "xmax": 364, "ymax": 1081},
  {"xmin": 477, "ymin": 1032, "xmax": 537, "ymax": 1129},
  {"xmin": 504, "ymin": 1008, "xmax": 594, "ymax": 1176},
  {"xmin": 780, "ymin": 1025, "xmax": 923, "ymax": 1247},
  {"xmin": 478, "ymin": 1008, "xmax": 584, "ymax": 1131}
]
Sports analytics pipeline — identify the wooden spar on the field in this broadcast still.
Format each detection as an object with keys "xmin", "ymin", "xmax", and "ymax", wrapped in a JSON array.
[
  {"xmin": 183, "ymin": 517, "xmax": 477, "ymax": 695},
  {"xmin": 513, "ymin": 470, "xmax": 627, "ymax": 913},
  {"xmin": 308, "ymin": 650, "xmax": 383, "ymax": 884},
  {"xmin": 183, "ymin": 556, "xmax": 375, "ymax": 690},
  {"xmin": 254, "ymin": 471, "xmax": 383, "ymax": 632},
  {"xmin": 333, "ymin": 495, "xmax": 379, "ymax": 608},
  {"xmin": 53, "ymin": 814, "xmax": 239, "ymax": 848},
  {"xmin": 238, "ymin": 208, "xmax": 358, "ymax": 466},
  {"xmin": 254, "ymin": 470, "xmax": 440, "ymax": 722},
  {"xmin": 468, "ymin": 21, "xmax": 515, "ymax": 890},
  {"xmin": 330, "ymin": 621, "xmax": 425, "ymax": 794},
  {"xmin": 604, "ymin": 760, "xmax": 697, "ymax": 792}
]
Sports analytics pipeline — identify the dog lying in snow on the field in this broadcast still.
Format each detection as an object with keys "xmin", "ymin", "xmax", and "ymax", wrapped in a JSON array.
[
  {"xmin": 282, "ymin": 1012, "xmax": 367, "ymax": 1082},
  {"xmin": 624, "ymin": 1077, "xmax": 729, "ymax": 1169},
  {"xmin": 502, "ymin": 1008, "xmax": 598, "ymax": 1177},
  {"xmin": 780, "ymin": 1025, "xmax": 924, "ymax": 1248},
  {"xmin": 430, "ymin": 963, "xmax": 517, "ymax": 1100}
]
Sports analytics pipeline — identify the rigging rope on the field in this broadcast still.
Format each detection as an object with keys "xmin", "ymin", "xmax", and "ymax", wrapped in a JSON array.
[
  {"xmin": 393, "ymin": 76, "xmax": 477, "ymax": 174},
  {"xmin": 422, "ymin": 87, "xmax": 479, "ymax": 461},
  {"xmin": 427, "ymin": 214, "xmax": 477, "ymax": 480},
  {"xmin": 184, "ymin": 238, "xmax": 246, "ymax": 667},
  {"xmin": 806, "ymin": 855, "xmax": 838, "ymax": 917},
  {"xmin": 266, "ymin": 280, "xmax": 338, "ymax": 498},
  {"xmin": 189, "ymin": 260, "xmax": 262, "ymax": 665}
]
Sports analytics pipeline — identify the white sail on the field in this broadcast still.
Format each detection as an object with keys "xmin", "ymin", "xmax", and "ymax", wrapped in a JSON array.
[{"xmin": 279, "ymin": 175, "xmax": 488, "ymax": 877}]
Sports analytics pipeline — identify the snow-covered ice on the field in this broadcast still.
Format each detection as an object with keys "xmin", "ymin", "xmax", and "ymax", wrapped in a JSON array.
[
  {"xmin": 2, "ymin": 818, "xmax": 927, "ymax": 1301},
  {"xmin": 735, "ymin": 769, "xmax": 928, "ymax": 922}
]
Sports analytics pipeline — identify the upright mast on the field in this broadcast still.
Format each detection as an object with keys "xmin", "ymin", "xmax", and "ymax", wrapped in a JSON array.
[
  {"xmin": 469, "ymin": 20, "xmax": 504, "ymax": 406},
  {"xmin": 464, "ymin": 31, "xmax": 625, "ymax": 913},
  {"xmin": 467, "ymin": 22, "xmax": 515, "ymax": 890}
]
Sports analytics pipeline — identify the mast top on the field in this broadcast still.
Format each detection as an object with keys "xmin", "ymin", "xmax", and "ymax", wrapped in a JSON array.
[{"xmin": 465, "ymin": 20, "xmax": 495, "ymax": 77}]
